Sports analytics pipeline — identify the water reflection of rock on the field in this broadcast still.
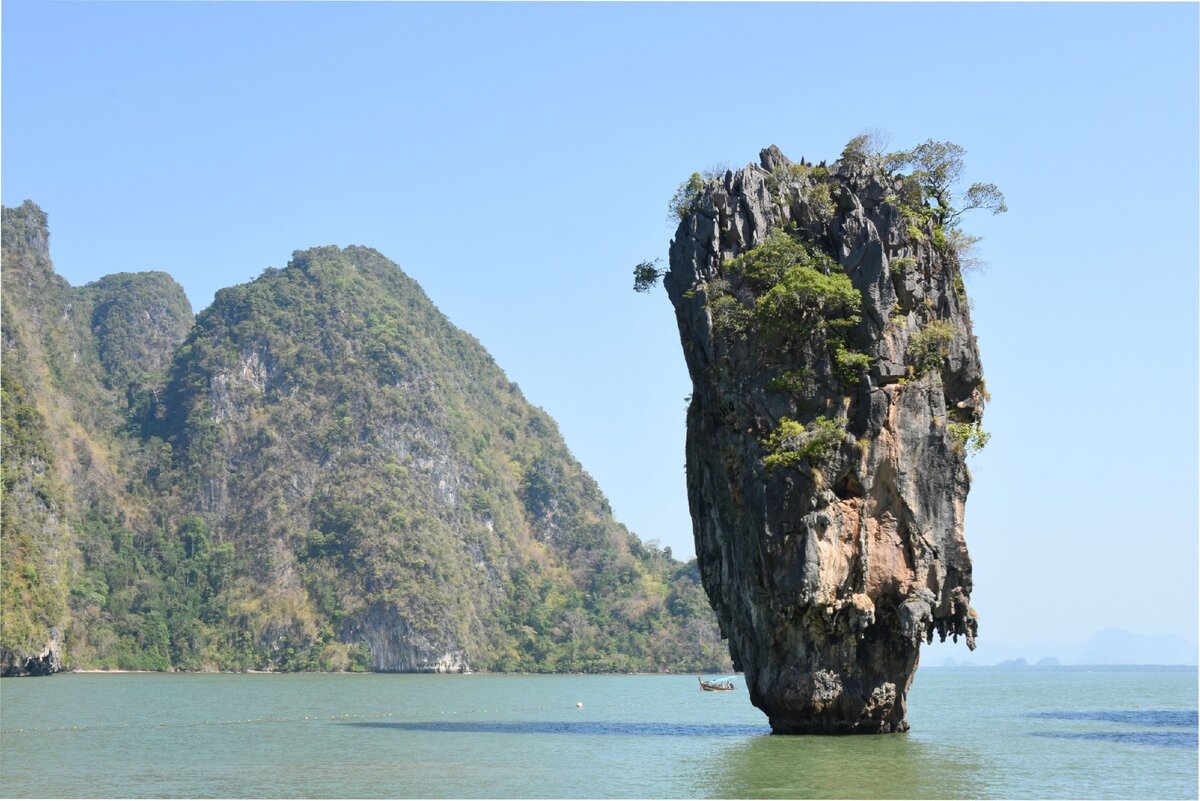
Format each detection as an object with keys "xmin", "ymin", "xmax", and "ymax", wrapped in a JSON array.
[{"xmin": 699, "ymin": 732, "xmax": 988, "ymax": 799}]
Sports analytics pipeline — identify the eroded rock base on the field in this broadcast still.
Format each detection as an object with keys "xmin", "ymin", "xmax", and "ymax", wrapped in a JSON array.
[
  {"xmin": 769, "ymin": 719, "xmax": 910, "ymax": 735},
  {"xmin": 1, "ymin": 641, "xmax": 62, "ymax": 677}
]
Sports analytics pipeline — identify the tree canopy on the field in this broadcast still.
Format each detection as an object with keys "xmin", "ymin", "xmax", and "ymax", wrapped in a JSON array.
[
  {"xmin": 633, "ymin": 259, "xmax": 663, "ymax": 293},
  {"xmin": 883, "ymin": 138, "xmax": 1008, "ymax": 225}
]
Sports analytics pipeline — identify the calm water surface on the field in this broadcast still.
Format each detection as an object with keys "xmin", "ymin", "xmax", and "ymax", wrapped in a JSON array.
[{"xmin": 1, "ymin": 668, "xmax": 1195, "ymax": 798}]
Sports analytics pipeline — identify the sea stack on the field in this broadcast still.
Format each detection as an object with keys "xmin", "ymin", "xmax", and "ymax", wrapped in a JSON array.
[{"xmin": 663, "ymin": 145, "xmax": 986, "ymax": 733}]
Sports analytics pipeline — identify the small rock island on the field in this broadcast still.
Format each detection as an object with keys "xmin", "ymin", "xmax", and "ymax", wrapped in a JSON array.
[{"xmin": 657, "ymin": 141, "xmax": 992, "ymax": 733}]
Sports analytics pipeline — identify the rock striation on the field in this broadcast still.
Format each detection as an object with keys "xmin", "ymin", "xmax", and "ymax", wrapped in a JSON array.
[{"xmin": 664, "ymin": 146, "xmax": 986, "ymax": 733}]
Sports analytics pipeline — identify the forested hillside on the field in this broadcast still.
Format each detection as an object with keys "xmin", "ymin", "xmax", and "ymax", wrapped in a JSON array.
[
  {"xmin": 0, "ymin": 202, "xmax": 730, "ymax": 675},
  {"xmin": 1, "ymin": 201, "xmax": 194, "ymax": 674}
]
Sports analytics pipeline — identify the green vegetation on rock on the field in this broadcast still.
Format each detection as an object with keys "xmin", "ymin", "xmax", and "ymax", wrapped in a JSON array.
[
  {"xmin": 906, "ymin": 320, "xmax": 957, "ymax": 377},
  {"xmin": 947, "ymin": 421, "xmax": 991, "ymax": 457},
  {"xmin": 762, "ymin": 416, "xmax": 845, "ymax": 470},
  {"xmin": 0, "ymin": 345, "xmax": 70, "ymax": 666},
  {"xmin": 668, "ymin": 172, "xmax": 707, "ymax": 223},
  {"xmin": 632, "ymin": 259, "xmax": 664, "ymax": 293},
  {"xmin": 715, "ymin": 230, "xmax": 866, "ymax": 364}
]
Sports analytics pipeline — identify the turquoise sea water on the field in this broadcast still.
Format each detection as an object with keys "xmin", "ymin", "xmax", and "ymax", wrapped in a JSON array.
[{"xmin": 1, "ymin": 668, "xmax": 1195, "ymax": 798}]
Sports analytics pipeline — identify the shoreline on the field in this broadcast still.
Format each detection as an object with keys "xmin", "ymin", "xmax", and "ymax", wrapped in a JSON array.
[
  {"xmin": 20, "ymin": 664, "xmax": 1198, "ymax": 678},
  {"xmin": 52, "ymin": 668, "xmax": 743, "ymax": 677},
  {"xmin": 69, "ymin": 668, "xmax": 280, "ymax": 674}
]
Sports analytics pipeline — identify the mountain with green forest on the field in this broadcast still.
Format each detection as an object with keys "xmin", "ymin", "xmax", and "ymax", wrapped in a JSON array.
[{"xmin": 0, "ymin": 201, "xmax": 730, "ymax": 675}]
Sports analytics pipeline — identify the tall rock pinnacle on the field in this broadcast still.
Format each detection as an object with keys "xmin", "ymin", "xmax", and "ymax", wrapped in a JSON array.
[{"xmin": 663, "ymin": 145, "xmax": 986, "ymax": 733}]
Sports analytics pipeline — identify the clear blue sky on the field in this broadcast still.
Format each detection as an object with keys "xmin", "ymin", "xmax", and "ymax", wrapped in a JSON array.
[{"xmin": 4, "ymin": 2, "xmax": 1197, "ymax": 661}]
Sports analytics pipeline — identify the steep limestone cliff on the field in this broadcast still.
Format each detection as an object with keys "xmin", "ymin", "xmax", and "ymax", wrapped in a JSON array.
[
  {"xmin": 664, "ymin": 146, "xmax": 986, "ymax": 733},
  {"xmin": 3, "ymin": 205, "xmax": 731, "ymax": 676},
  {"xmin": 156, "ymin": 245, "xmax": 730, "ymax": 673},
  {"xmin": 0, "ymin": 202, "xmax": 193, "ymax": 675}
]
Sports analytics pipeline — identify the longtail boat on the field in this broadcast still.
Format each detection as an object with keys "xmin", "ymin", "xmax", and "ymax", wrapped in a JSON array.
[{"xmin": 699, "ymin": 677, "xmax": 735, "ymax": 691}]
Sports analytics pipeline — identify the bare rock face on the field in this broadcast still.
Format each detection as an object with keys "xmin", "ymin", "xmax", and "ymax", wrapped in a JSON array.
[
  {"xmin": 664, "ymin": 146, "xmax": 985, "ymax": 733},
  {"xmin": 357, "ymin": 605, "xmax": 470, "ymax": 673}
]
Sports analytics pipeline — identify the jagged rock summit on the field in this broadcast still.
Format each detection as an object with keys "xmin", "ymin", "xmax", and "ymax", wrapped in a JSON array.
[{"xmin": 664, "ymin": 144, "xmax": 986, "ymax": 733}]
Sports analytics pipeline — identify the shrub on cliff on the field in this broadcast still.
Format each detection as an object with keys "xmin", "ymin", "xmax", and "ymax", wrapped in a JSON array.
[
  {"xmin": 721, "ymin": 231, "xmax": 862, "ymax": 341},
  {"xmin": 948, "ymin": 421, "xmax": 991, "ymax": 456},
  {"xmin": 762, "ymin": 416, "xmax": 845, "ymax": 470},
  {"xmin": 906, "ymin": 320, "xmax": 957, "ymax": 377},
  {"xmin": 754, "ymin": 264, "xmax": 861, "ymax": 336},
  {"xmin": 728, "ymin": 230, "xmax": 834, "ymax": 289},
  {"xmin": 632, "ymin": 259, "xmax": 663, "ymax": 293},
  {"xmin": 668, "ymin": 172, "xmax": 706, "ymax": 223},
  {"xmin": 667, "ymin": 165, "xmax": 730, "ymax": 224}
]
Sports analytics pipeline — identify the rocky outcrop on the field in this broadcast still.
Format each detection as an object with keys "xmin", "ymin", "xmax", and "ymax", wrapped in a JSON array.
[
  {"xmin": 85, "ymin": 271, "xmax": 194, "ymax": 405},
  {"xmin": 664, "ymin": 146, "xmax": 985, "ymax": 733},
  {"xmin": 356, "ymin": 606, "xmax": 470, "ymax": 673},
  {"xmin": 1, "ymin": 631, "xmax": 63, "ymax": 677}
]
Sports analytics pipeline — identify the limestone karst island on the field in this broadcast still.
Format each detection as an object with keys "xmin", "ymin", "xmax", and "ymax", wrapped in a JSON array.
[
  {"xmin": 3, "ymin": 136, "xmax": 995, "ymax": 737},
  {"xmin": 639, "ymin": 138, "xmax": 995, "ymax": 733}
]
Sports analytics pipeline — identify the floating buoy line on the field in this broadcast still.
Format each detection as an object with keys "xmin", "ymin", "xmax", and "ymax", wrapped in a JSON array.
[{"xmin": 0, "ymin": 701, "xmax": 603, "ymax": 736}]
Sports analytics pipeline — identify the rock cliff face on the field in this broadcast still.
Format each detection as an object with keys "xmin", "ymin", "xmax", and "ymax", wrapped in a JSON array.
[
  {"xmin": 1, "ymin": 202, "xmax": 193, "ymax": 675},
  {"xmin": 154, "ymin": 246, "xmax": 731, "ymax": 674},
  {"xmin": 664, "ymin": 146, "xmax": 985, "ymax": 733}
]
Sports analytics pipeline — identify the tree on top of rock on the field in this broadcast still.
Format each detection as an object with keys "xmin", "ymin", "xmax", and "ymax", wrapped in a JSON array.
[{"xmin": 885, "ymin": 139, "xmax": 1008, "ymax": 225}]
